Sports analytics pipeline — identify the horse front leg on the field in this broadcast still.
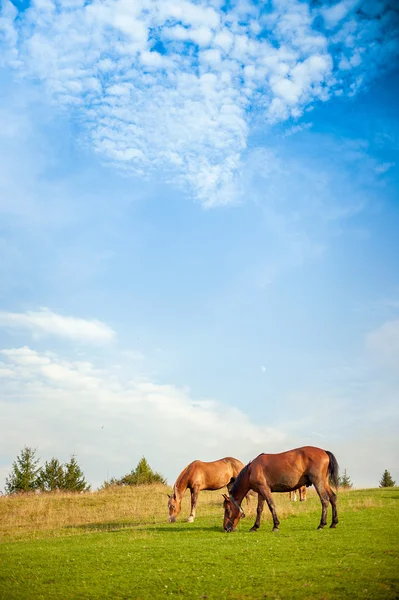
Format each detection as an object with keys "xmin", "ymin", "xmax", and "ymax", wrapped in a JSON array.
[
  {"xmin": 258, "ymin": 485, "xmax": 280, "ymax": 532},
  {"xmin": 187, "ymin": 487, "xmax": 199, "ymax": 523},
  {"xmin": 250, "ymin": 494, "xmax": 265, "ymax": 532}
]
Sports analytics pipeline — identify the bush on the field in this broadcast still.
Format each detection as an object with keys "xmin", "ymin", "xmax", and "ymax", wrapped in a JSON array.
[{"xmin": 101, "ymin": 457, "xmax": 166, "ymax": 489}]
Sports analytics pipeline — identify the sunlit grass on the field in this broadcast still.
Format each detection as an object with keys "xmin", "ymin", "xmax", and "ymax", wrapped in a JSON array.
[
  {"xmin": 0, "ymin": 484, "xmax": 392, "ymax": 541},
  {"xmin": 0, "ymin": 487, "xmax": 398, "ymax": 599}
]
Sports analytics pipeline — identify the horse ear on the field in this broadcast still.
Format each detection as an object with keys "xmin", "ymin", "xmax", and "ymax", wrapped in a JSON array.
[
  {"xmin": 167, "ymin": 494, "xmax": 171, "ymax": 498},
  {"xmin": 222, "ymin": 493, "xmax": 229, "ymax": 501}
]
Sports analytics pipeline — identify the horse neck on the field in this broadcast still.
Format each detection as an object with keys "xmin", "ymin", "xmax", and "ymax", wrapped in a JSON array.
[
  {"xmin": 173, "ymin": 469, "xmax": 190, "ymax": 500},
  {"xmin": 230, "ymin": 468, "xmax": 250, "ymax": 505}
]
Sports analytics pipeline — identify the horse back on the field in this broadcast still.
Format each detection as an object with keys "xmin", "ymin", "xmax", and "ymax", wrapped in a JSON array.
[
  {"xmin": 250, "ymin": 446, "xmax": 330, "ymax": 492},
  {"xmin": 186, "ymin": 457, "xmax": 244, "ymax": 490}
]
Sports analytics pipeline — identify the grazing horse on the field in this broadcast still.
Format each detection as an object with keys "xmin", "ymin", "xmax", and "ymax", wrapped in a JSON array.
[
  {"xmin": 168, "ymin": 457, "xmax": 245, "ymax": 523},
  {"xmin": 223, "ymin": 446, "xmax": 338, "ymax": 532},
  {"xmin": 289, "ymin": 485, "xmax": 307, "ymax": 502}
]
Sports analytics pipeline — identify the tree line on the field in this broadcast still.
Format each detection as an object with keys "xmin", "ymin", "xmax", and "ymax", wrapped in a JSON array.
[
  {"xmin": 3, "ymin": 447, "xmax": 166, "ymax": 494},
  {"xmin": 3, "ymin": 448, "xmax": 396, "ymax": 494},
  {"xmin": 5, "ymin": 447, "xmax": 90, "ymax": 494}
]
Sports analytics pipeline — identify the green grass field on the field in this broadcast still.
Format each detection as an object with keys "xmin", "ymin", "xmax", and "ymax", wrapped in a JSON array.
[{"xmin": 0, "ymin": 486, "xmax": 398, "ymax": 599}]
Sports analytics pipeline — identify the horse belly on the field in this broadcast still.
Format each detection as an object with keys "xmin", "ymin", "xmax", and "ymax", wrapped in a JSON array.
[{"xmin": 269, "ymin": 475, "xmax": 307, "ymax": 493}]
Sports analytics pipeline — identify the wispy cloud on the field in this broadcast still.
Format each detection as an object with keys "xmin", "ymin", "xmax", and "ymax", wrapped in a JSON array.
[
  {"xmin": 0, "ymin": 345, "xmax": 286, "ymax": 487},
  {"xmin": 1, "ymin": 0, "xmax": 397, "ymax": 206},
  {"xmin": 0, "ymin": 308, "xmax": 116, "ymax": 343}
]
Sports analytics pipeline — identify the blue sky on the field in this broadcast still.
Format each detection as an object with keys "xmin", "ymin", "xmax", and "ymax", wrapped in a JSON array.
[{"xmin": 0, "ymin": 0, "xmax": 398, "ymax": 491}]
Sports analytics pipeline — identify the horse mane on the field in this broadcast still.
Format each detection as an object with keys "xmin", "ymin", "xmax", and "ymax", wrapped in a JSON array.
[
  {"xmin": 173, "ymin": 462, "xmax": 195, "ymax": 496},
  {"xmin": 229, "ymin": 460, "xmax": 252, "ymax": 496}
]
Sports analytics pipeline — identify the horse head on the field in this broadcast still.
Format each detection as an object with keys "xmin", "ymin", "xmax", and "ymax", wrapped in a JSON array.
[
  {"xmin": 222, "ymin": 493, "xmax": 245, "ymax": 532},
  {"xmin": 167, "ymin": 491, "xmax": 181, "ymax": 523}
]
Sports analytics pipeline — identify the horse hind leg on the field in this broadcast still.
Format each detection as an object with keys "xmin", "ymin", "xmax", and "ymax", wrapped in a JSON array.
[
  {"xmin": 312, "ymin": 481, "xmax": 330, "ymax": 530},
  {"xmin": 327, "ymin": 485, "xmax": 338, "ymax": 528}
]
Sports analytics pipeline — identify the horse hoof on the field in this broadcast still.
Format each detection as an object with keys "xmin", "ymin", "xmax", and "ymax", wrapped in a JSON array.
[
  {"xmin": 249, "ymin": 527, "xmax": 258, "ymax": 532},
  {"xmin": 187, "ymin": 516, "xmax": 194, "ymax": 523},
  {"xmin": 272, "ymin": 527, "xmax": 279, "ymax": 532},
  {"xmin": 330, "ymin": 523, "xmax": 337, "ymax": 529},
  {"xmin": 317, "ymin": 525, "xmax": 325, "ymax": 530}
]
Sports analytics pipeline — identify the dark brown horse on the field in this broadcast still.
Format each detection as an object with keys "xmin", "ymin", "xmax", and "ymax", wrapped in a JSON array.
[
  {"xmin": 223, "ymin": 446, "xmax": 338, "ymax": 532},
  {"xmin": 289, "ymin": 485, "xmax": 307, "ymax": 502},
  {"xmin": 168, "ymin": 457, "xmax": 245, "ymax": 523}
]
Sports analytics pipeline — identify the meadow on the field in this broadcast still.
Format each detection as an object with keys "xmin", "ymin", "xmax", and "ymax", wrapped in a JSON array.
[{"xmin": 0, "ymin": 485, "xmax": 398, "ymax": 599}]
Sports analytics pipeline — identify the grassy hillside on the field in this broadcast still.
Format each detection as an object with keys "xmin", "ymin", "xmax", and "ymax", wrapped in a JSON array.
[{"xmin": 0, "ymin": 485, "xmax": 398, "ymax": 599}]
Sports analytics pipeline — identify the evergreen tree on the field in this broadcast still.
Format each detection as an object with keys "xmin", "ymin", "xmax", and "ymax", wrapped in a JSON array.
[
  {"xmin": 379, "ymin": 470, "xmax": 396, "ymax": 488},
  {"xmin": 5, "ymin": 447, "xmax": 41, "ymax": 494},
  {"xmin": 37, "ymin": 458, "xmax": 65, "ymax": 492},
  {"xmin": 338, "ymin": 468, "xmax": 353, "ymax": 489},
  {"xmin": 63, "ymin": 455, "xmax": 91, "ymax": 492},
  {"xmin": 103, "ymin": 457, "xmax": 166, "ymax": 488},
  {"xmin": 129, "ymin": 456, "xmax": 166, "ymax": 485}
]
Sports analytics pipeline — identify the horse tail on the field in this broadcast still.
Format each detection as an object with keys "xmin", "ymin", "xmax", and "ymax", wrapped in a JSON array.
[{"xmin": 325, "ymin": 450, "xmax": 339, "ymax": 489}]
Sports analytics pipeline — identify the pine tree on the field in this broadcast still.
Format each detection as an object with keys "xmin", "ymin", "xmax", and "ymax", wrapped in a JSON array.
[
  {"xmin": 63, "ymin": 455, "xmax": 90, "ymax": 492},
  {"xmin": 104, "ymin": 457, "xmax": 166, "ymax": 488},
  {"xmin": 338, "ymin": 468, "xmax": 353, "ymax": 489},
  {"xmin": 5, "ymin": 447, "xmax": 41, "ymax": 494},
  {"xmin": 37, "ymin": 458, "xmax": 65, "ymax": 492},
  {"xmin": 379, "ymin": 470, "xmax": 396, "ymax": 488}
]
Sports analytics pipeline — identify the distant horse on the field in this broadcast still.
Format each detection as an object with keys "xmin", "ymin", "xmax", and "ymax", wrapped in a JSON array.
[
  {"xmin": 168, "ymin": 457, "xmax": 245, "ymax": 523},
  {"xmin": 223, "ymin": 446, "xmax": 338, "ymax": 532},
  {"xmin": 289, "ymin": 485, "xmax": 307, "ymax": 502}
]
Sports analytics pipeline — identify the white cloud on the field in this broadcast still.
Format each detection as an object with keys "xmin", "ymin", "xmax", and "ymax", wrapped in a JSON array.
[
  {"xmin": 0, "ymin": 345, "xmax": 287, "ymax": 490},
  {"xmin": 0, "ymin": 308, "xmax": 116, "ymax": 344},
  {"xmin": 1, "ymin": 0, "xmax": 397, "ymax": 206}
]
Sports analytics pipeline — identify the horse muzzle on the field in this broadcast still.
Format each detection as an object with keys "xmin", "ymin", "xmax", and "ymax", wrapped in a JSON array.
[{"xmin": 169, "ymin": 516, "xmax": 176, "ymax": 523}]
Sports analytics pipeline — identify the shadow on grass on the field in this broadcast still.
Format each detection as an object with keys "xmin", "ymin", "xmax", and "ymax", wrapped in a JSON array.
[
  {"xmin": 64, "ymin": 521, "xmax": 224, "ymax": 534},
  {"xmin": 65, "ymin": 521, "xmax": 143, "ymax": 533},
  {"xmin": 151, "ymin": 524, "xmax": 223, "ymax": 533}
]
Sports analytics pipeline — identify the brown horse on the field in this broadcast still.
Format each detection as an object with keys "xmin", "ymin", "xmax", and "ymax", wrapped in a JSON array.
[
  {"xmin": 223, "ymin": 446, "xmax": 338, "ymax": 532},
  {"xmin": 289, "ymin": 485, "xmax": 307, "ymax": 502},
  {"xmin": 168, "ymin": 457, "xmax": 245, "ymax": 523}
]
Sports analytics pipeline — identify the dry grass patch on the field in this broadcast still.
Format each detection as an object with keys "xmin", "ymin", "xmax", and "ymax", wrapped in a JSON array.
[
  {"xmin": 0, "ymin": 484, "xmax": 170, "ymax": 541},
  {"xmin": 0, "ymin": 484, "xmax": 321, "ymax": 542}
]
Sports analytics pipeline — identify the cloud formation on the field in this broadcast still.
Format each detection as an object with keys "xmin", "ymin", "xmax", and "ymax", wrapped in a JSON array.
[
  {"xmin": 0, "ymin": 308, "xmax": 116, "ymax": 343},
  {"xmin": 1, "ymin": 0, "xmax": 398, "ymax": 205},
  {"xmin": 0, "ymin": 345, "xmax": 286, "ymax": 488}
]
